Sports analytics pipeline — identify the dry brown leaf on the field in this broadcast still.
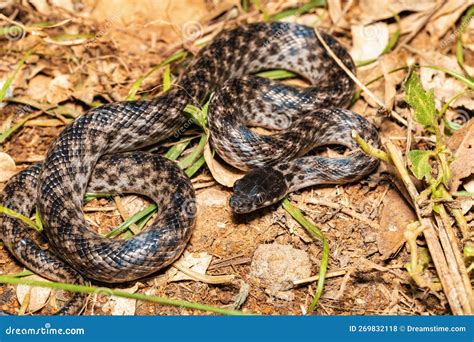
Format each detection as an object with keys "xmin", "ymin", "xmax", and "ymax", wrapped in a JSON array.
[
  {"xmin": 447, "ymin": 119, "xmax": 474, "ymax": 192},
  {"xmin": 418, "ymin": 51, "xmax": 474, "ymax": 110},
  {"xmin": 85, "ymin": 0, "xmax": 210, "ymax": 46},
  {"xmin": 377, "ymin": 188, "xmax": 416, "ymax": 259},
  {"xmin": 102, "ymin": 283, "xmax": 138, "ymax": 315},
  {"xmin": 426, "ymin": 0, "xmax": 473, "ymax": 40},
  {"xmin": 0, "ymin": 152, "xmax": 17, "ymax": 182},
  {"xmin": 28, "ymin": 0, "xmax": 51, "ymax": 15},
  {"xmin": 168, "ymin": 251, "xmax": 212, "ymax": 282},
  {"xmin": 327, "ymin": 0, "xmax": 349, "ymax": 28},
  {"xmin": 16, "ymin": 275, "xmax": 52, "ymax": 313},
  {"xmin": 50, "ymin": 0, "xmax": 74, "ymax": 12},
  {"xmin": 46, "ymin": 75, "xmax": 73, "ymax": 104},
  {"xmin": 350, "ymin": 23, "xmax": 389, "ymax": 61},
  {"xmin": 26, "ymin": 75, "xmax": 52, "ymax": 102},
  {"xmin": 203, "ymin": 143, "xmax": 244, "ymax": 187},
  {"xmin": 398, "ymin": 11, "xmax": 432, "ymax": 35},
  {"xmin": 24, "ymin": 118, "xmax": 69, "ymax": 127},
  {"xmin": 359, "ymin": 0, "xmax": 437, "ymax": 21},
  {"xmin": 379, "ymin": 52, "xmax": 408, "ymax": 110}
]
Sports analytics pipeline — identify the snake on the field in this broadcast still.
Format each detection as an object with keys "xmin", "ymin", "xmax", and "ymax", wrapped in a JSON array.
[{"xmin": 0, "ymin": 22, "xmax": 380, "ymax": 314}]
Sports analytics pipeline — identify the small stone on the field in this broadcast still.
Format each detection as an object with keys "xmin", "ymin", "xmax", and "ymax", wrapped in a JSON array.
[{"xmin": 250, "ymin": 243, "xmax": 312, "ymax": 296}]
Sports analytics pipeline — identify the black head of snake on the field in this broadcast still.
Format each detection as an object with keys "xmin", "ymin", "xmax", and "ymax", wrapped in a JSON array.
[
  {"xmin": 0, "ymin": 22, "xmax": 380, "ymax": 314},
  {"xmin": 230, "ymin": 166, "xmax": 288, "ymax": 213}
]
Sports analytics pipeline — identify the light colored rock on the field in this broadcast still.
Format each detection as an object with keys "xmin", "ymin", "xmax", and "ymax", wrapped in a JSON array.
[{"xmin": 250, "ymin": 243, "xmax": 312, "ymax": 296}]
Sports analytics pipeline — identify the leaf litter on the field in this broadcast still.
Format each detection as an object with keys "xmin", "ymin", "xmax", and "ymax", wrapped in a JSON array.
[{"xmin": 0, "ymin": 0, "xmax": 473, "ymax": 315}]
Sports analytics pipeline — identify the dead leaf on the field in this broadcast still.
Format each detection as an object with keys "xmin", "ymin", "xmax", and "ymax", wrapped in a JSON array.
[
  {"xmin": 359, "ymin": 0, "xmax": 437, "ymax": 21},
  {"xmin": 168, "ymin": 251, "xmax": 212, "ymax": 282},
  {"xmin": 16, "ymin": 275, "xmax": 52, "ymax": 313},
  {"xmin": 196, "ymin": 188, "xmax": 228, "ymax": 207},
  {"xmin": 46, "ymin": 75, "xmax": 73, "ymax": 104},
  {"xmin": 378, "ymin": 188, "xmax": 416, "ymax": 259},
  {"xmin": 418, "ymin": 51, "xmax": 474, "ymax": 110},
  {"xmin": 447, "ymin": 119, "xmax": 474, "ymax": 192},
  {"xmin": 26, "ymin": 75, "xmax": 53, "ymax": 102},
  {"xmin": 50, "ymin": 0, "xmax": 74, "ymax": 12},
  {"xmin": 102, "ymin": 283, "xmax": 138, "ymax": 315},
  {"xmin": 350, "ymin": 23, "xmax": 389, "ymax": 61},
  {"xmin": 203, "ymin": 143, "xmax": 245, "ymax": 187},
  {"xmin": 28, "ymin": 0, "xmax": 51, "ymax": 15},
  {"xmin": 426, "ymin": 0, "xmax": 472, "ymax": 40},
  {"xmin": 327, "ymin": 0, "xmax": 349, "ymax": 28},
  {"xmin": 25, "ymin": 118, "xmax": 70, "ymax": 127},
  {"xmin": 379, "ymin": 52, "xmax": 408, "ymax": 110},
  {"xmin": 0, "ymin": 152, "xmax": 17, "ymax": 182}
]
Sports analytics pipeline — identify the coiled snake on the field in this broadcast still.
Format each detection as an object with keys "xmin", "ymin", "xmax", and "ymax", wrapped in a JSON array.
[{"xmin": 0, "ymin": 22, "xmax": 380, "ymax": 314}]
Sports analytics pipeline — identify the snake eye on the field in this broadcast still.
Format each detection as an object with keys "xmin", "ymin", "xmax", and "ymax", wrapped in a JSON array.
[{"xmin": 255, "ymin": 194, "xmax": 264, "ymax": 205}]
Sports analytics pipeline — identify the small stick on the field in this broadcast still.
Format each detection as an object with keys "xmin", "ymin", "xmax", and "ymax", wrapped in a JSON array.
[
  {"xmin": 313, "ymin": 27, "xmax": 408, "ymax": 127},
  {"xmin": 385, "ymin": 142, "xmax": 468, "ymax": 314},
  {"xmin": 304, "ymin": 198, "xmax": 380, "ymax": 229},
  {"xmin": 172, "ymin": 262, "xmax": 235, "ymax": 285}
]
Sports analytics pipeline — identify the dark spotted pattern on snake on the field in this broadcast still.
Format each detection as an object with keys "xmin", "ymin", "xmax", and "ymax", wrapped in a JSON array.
[{"xmin": 0, "ymin": 22, "xmax": 380, "ymax": 314}]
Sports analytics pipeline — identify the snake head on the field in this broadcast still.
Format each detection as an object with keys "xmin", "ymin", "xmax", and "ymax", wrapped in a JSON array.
[{"xmin": 230, "ymin": 166, "xmax": 288, "ymax": 213}]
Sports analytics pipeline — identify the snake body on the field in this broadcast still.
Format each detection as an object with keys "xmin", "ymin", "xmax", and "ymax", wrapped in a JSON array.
[{"xmin": 0, "ymin": 22, "xmax": 379, "ymax": 314}]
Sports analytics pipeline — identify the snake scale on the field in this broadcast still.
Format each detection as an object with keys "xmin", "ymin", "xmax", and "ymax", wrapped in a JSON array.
[{"xmin": 0, "ymin": 22, "xmax": 380, "ymax": 314}]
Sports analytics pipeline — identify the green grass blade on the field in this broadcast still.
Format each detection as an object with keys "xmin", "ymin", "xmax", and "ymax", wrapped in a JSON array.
[
  {"xmin": 242, "ymin": 0, "xmax": 249, "ymax": 12},
  {"xmin": 421, "ymin": 65, "xmax": 474, "ymax": 90},
  {"xmin": 256, "ymin": 69, "xmax": 297, "ymax": 79},
  {"xmin": 106, "ymin": 204, "xmax": 157, "ymax": 238},
  {"xmin": 271, "ymin": 0, "xmax": 326, "ymax": 21},
  {"xmin": 5, "ymin": 270, "xmax": 33, "ymax": 278},
  {"xmin": 251, "ymin": 0, "xmax": 270, "ymax": 21},
  {"xmin": 0, "ymin": 45, "xmax": 36, "ymax": 103},
  {"xmin": 456, "ymin": 6, "xmax": 474, "ymax": 78},
  {"xmin": 84, "ymin": 192, "xmax": 116, "ymax": 203},
  {"xmin": 0, "ymin": 275, "xmax": 249, "ymax": 315},
  {"xmin": 281, "ymin": 199, "xmax": 329, "ymax": 312},
  {"xmin": 185, "ymin": 155, "xmax": 206, "ymax": 177},
  {"xmin": 35, "ymin": 209, "xmax": 43, "ymax": 231},
  {"xmin": 178, "ymin": 134, "xmax": 207, "ymax": 169},
  {"xmin": 0, "ymin": 205, "xmax": 41, "ymax": 232},
  {"xmin": 164, "ymin": 140, "xmax": 192, "ymax": 160},
  {"xmin": 126, "ymin": 49, "xmax": 187, "ymax": 100},
  {"xmin": 163, "ymin": 64, "xmax": 171, "ymax": 92},
  {"xmin": 0, "ymin": 111, "xmax": 43, "ymax": 144},
  {"xmin": 382, "ymin": 14, "xmax": 401, "ymax": 54}
]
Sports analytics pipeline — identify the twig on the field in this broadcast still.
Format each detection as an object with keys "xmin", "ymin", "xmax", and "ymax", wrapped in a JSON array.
[
  {"xmin": 172, "ymin": 262, "xmax": 235, "ymax": 285},
  {"xmin": 293, "ymin": 269, "xmax": 349, "ymax": 286},
  {"xmin": 304, "ymin": 198, "xmax": 380, "ymax": 229},
  {"xmin": 313, "ymin": 27, "xmax": 408, "ymax": 127},
  {"xmin": 385, "ymin": 142, "xmax": 469, "ymax": 314},
  {"xmin": 435, "ymin": 205, "xmax": 473, "ymax": 311}
]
